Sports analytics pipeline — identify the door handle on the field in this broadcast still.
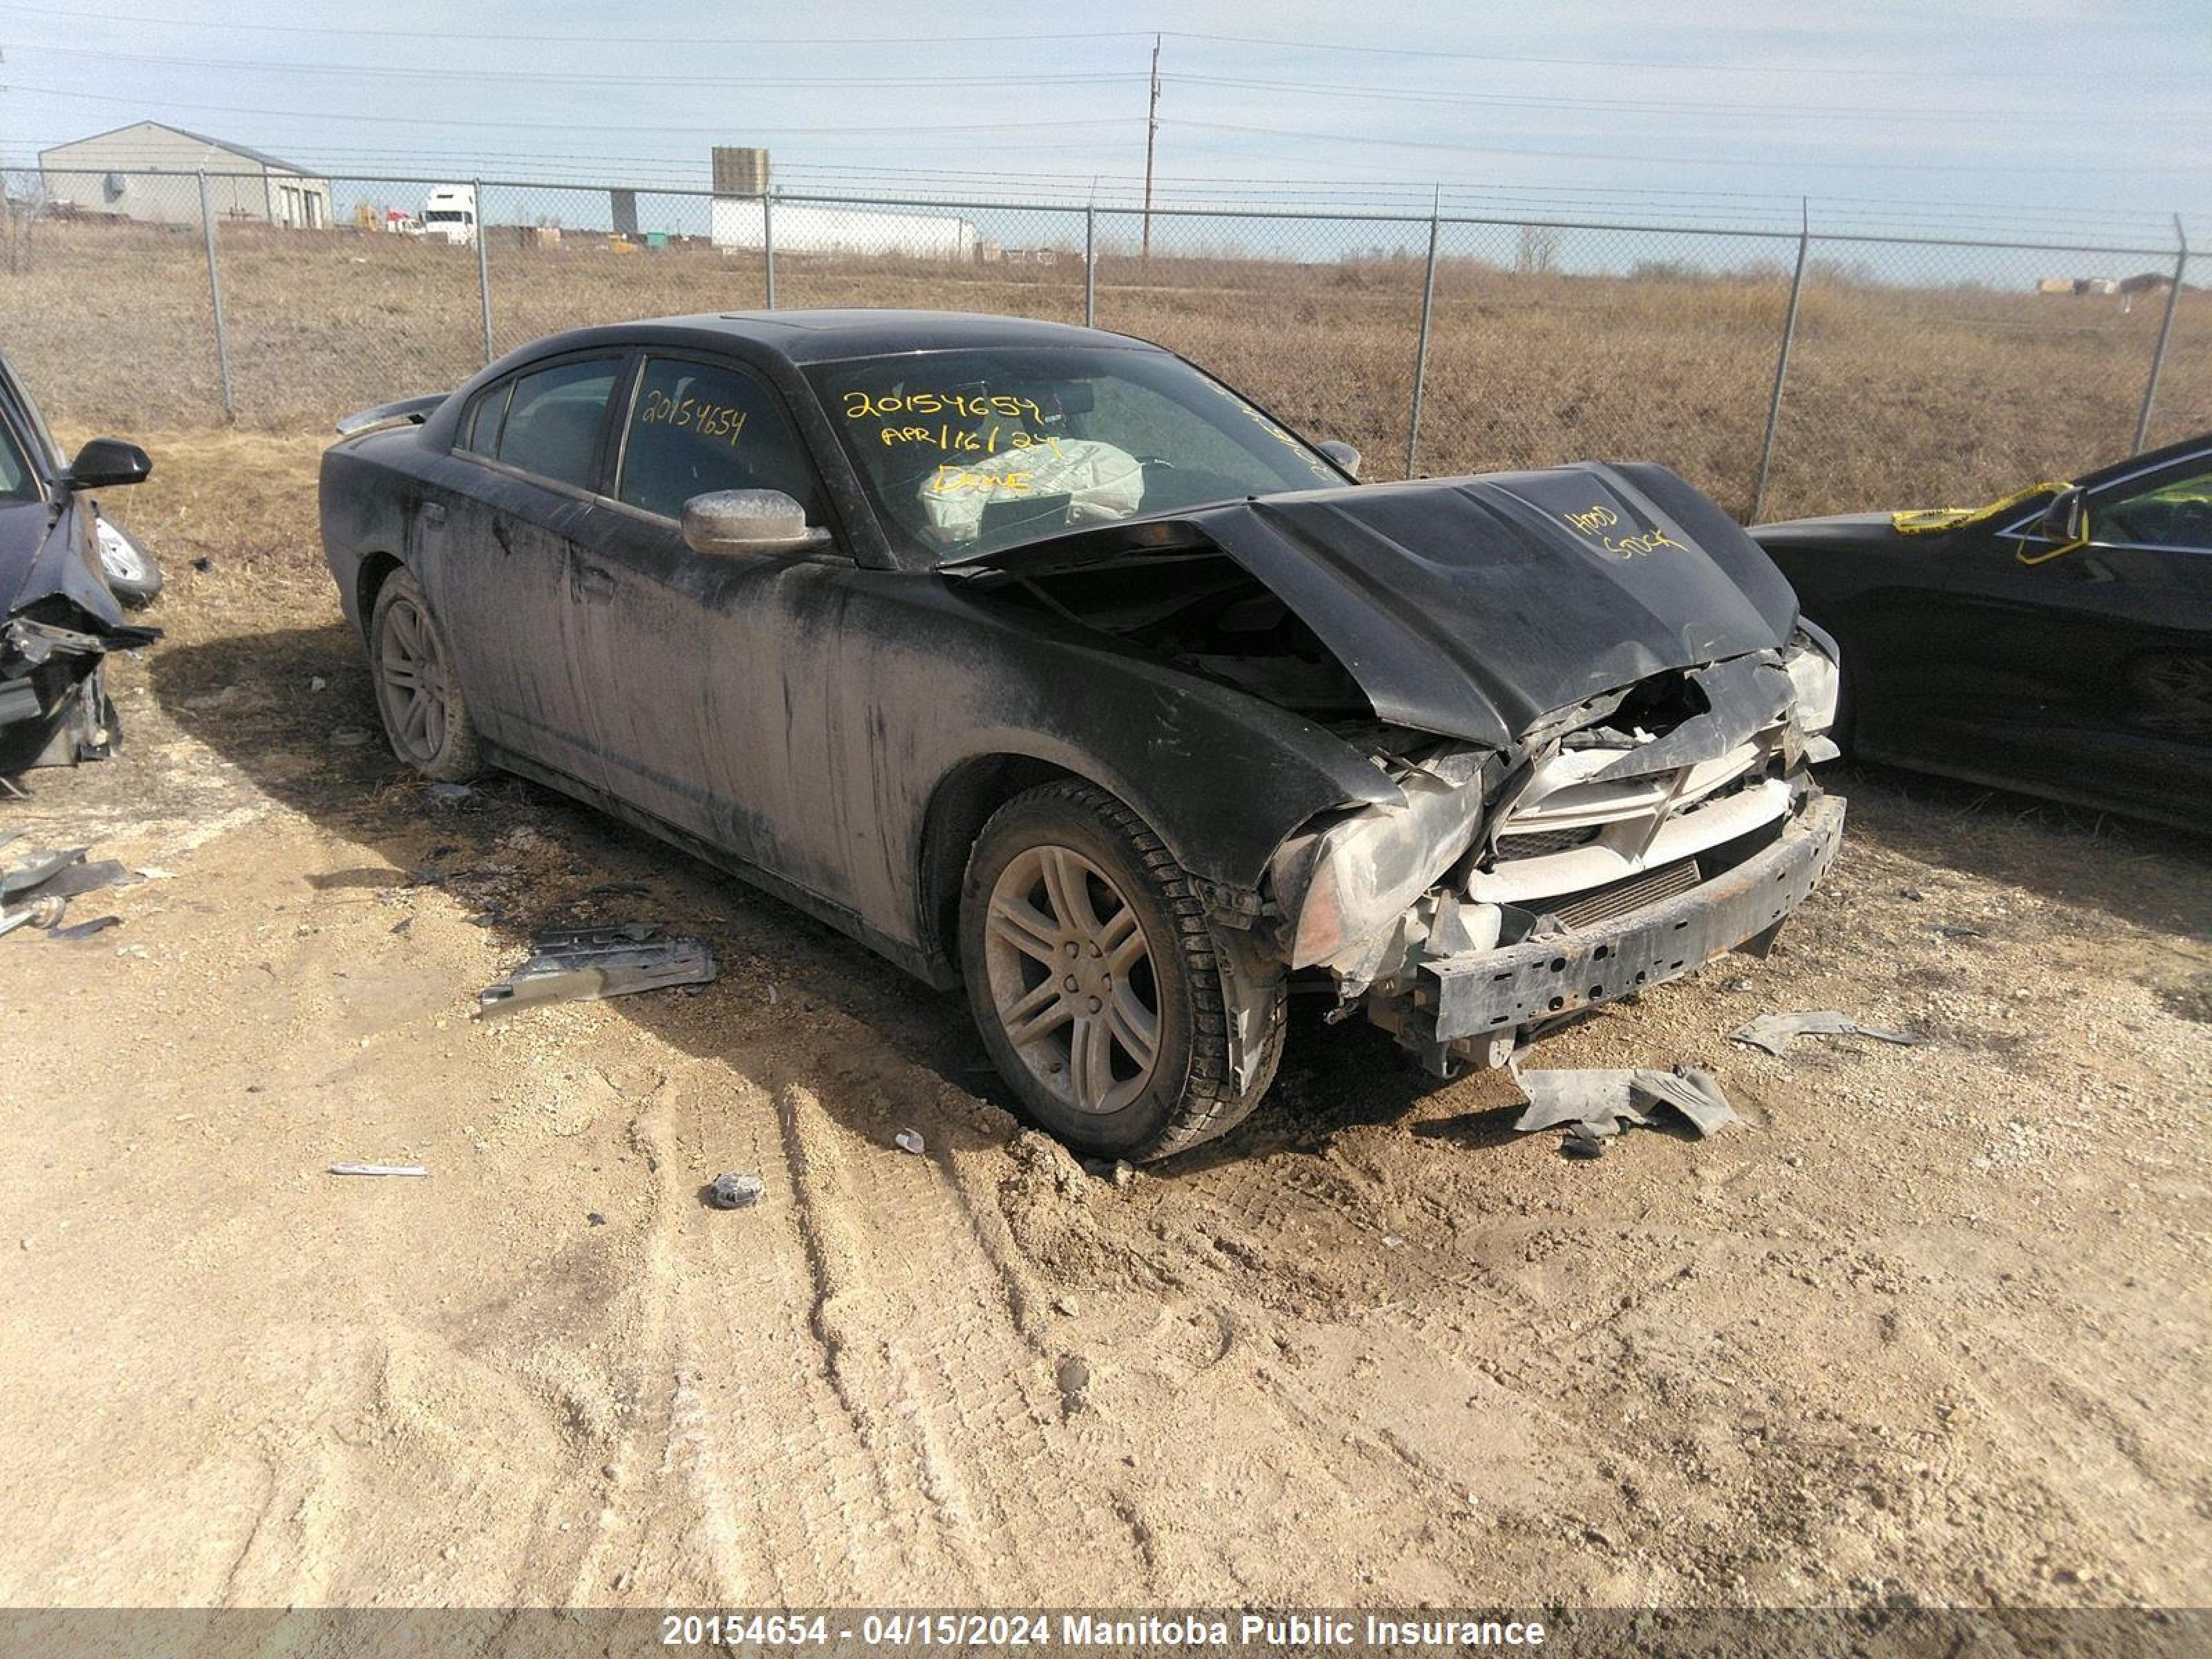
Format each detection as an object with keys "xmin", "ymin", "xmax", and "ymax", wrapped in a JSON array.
[
  {"xmin": 420, "ymin": 500, "xmax": 447, "ymax": 526},
  {"xmin": 573, "ymin": 561, "xmax": 616, "ymax": 601}
]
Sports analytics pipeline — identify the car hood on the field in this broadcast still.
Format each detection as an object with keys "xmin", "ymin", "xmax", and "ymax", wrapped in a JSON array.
[{"xmin": 944, "ymin": 460, "xmax": 1801, "ymax": 749}]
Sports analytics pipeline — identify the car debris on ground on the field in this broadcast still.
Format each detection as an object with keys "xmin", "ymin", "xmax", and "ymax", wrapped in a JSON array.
[
  {"xmin": 706, "ymin": 1172, "xmax": 765, "ymax": 1210},
  {"xmin": 1730, "ymin": 1010, "xmax": 1918, "ymax": 1057},
  {"xmin": 328, "ymin": 1163, "xmax": 430, "ymax": 1178},
  {"xmin": 476, "ymin": 923, "xmax": 718, "ymax": 1018},
  {"xmin": 893, "ymin": 1128, "xmax": 926, "ymax": 1156},
  {"xmin": 1, "ymin": 842, "xmax": 134, "ymax": 940},
  {"xmin": 1514, "ymin": 1065, "xmax": 1738, "ymax": 1147}
]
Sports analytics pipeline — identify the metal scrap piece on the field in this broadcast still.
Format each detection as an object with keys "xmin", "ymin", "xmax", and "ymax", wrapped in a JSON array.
[
  {"xmin": 1730, "ymin": 1011, "xmax": 1918, "ymax": 1057},
  {"xmin": 330, "ymin": 1163, "xmax": 430, "ymax": 1178},
  {"xmin": 477, "ymin": 923, "xmax": 718, "ymax": 1018}
]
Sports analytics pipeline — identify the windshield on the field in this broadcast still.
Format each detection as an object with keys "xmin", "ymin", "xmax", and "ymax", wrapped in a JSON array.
[{"xmin": 805, "ymin": 346, "xmax": 1347, "ymax": 561}]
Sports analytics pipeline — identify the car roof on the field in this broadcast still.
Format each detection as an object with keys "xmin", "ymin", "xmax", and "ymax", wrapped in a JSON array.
[
  {"xmin": 516, "ymin": 309, "xmax": 1161, "ymax": 368},
  {"xmin": 2078, "ymin": 429, "xmax": 2212, "ymax": 491}
]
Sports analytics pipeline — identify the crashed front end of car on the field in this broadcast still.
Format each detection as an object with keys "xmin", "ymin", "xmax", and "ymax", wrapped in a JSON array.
[
  {"xmin": 1270, "ymin": 632, "xmax": 1844, "ymax": 1073},
  {"xmin": 0, "ymin": 510, "xmax": 159, "ymax": 775},
  {"xmin": 946, "ymin": 456, "xmax": 1848, "ymax": 1080}
]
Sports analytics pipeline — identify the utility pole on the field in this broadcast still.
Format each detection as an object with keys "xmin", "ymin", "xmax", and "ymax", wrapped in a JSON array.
[{"xmin": 1141, "ymin": 32, "xmax": 1161, "ymax": 262}]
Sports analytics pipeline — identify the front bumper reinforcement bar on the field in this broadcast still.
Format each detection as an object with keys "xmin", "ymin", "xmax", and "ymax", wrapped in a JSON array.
[{"xmin": 1374, "ymin": 794, "xmax": 1846, "ymax": 1073}]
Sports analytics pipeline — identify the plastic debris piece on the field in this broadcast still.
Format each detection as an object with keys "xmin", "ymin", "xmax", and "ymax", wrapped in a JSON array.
[
  {"xmin": 478, "ymin": 923, "xmax": 718, "ymax": 1017},
  {"xmin": 49, "ymin": 915, "xmax": 121, "ymax": 941},
  {"xmin": 329, "ymin": 727, "xmax": 371, "ymax": 747},
  {"xmin": 893, "ymin": 1128, "xmax": 926, "ymax": 1156},
  {"xmin": 1630, "ymin": 1066, "xmax": 1737, "ymax": 1136},
  {"xmin": 424, "ymin": 782, "xmax": 477, "ymax": 807},
  {"xmin": 330, "ymin": 1163, "xmax": 429, "ymax": 1177},
  {"xmin": 1561, "ymin": 1127, "xmax": 1607, "ymax": 1159},
  {"xmin": 1, "ymin": 845, "xmax": 83, "ymax": 897},
  {"xmin": 1730, "ymin": 1011, "xmax": 1918, "ymax": 1057},
  {"xmin": 24, "ymin": 859, "xmax": 128, "ymax": 903},
  {"xmin": 706, "ymin": 1172, "xmax": 765, "ymax": 1210},
  {"xmin": 1514, "ymin": 1071, "xmax": 1650, "ymax": 1138}
]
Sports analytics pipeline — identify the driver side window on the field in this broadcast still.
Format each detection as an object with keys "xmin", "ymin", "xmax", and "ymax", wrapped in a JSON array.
[
  {"xmin": 615, "ymin": 357, "xmax": 823, "ymax": 524},
  {"xmin": 2097, "ymin": 461, "xmax": 2212, "ymax": 551}
]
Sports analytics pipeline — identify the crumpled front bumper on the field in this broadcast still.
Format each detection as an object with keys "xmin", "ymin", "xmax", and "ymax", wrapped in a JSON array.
[{"xmin": 1371, "ymin": 793, "xmax": 1846, "ymax": 1072}]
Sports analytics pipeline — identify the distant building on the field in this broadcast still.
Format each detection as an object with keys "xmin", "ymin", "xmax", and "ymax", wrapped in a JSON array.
[{"xmin": 37, "ymin": 122, "xmax": 334, "ymax": 229}]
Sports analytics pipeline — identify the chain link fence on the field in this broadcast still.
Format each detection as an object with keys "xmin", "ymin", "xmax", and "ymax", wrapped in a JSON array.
[{"xmin": 6, "ymin": 167, "xmax": 2203, "ymax": 522}]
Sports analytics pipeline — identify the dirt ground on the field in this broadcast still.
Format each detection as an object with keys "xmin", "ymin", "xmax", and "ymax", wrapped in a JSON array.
[{"xmin": 1, "ymin": 437, "xmax": 2208, "ymax": 1610}]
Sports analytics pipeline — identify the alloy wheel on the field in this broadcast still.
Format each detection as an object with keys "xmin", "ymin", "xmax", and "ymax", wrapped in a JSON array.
[
  {"xmin": 375, "ymin": 591, "xmax": 451, "ymax": 764},
  {"xmin": 982, "ymin": 843, "xmax": 1161, "ymax": 1115}
]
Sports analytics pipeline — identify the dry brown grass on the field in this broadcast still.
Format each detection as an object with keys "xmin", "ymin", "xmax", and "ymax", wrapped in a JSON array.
[{"xmin": 14, "ymin": 217, "xmax": 2209, "ymax": 523}]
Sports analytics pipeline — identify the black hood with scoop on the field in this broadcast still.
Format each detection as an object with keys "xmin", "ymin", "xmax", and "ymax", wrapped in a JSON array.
[{"xmin": 944, "ymin": 460, "xmax": 1802, "ymax": 749}]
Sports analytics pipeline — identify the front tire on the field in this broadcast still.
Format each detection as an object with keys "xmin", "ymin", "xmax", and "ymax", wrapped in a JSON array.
[
  {"xmin": 958, "ymin": 780, "xmax": 1284, "ymax": 1163},
  {"xmin": 368, "ymin": 566, "xmax": 482, "ymax": 782}
]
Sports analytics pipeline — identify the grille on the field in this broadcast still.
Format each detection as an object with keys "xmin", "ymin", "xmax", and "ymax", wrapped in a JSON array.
[
  {"xmin": 1544, "ymin": 859, "xmax": 1701, "ymax": 930},
  {"xmin": 1496, "ymin": 825, "xmax": 1602, "ymax": 859}
]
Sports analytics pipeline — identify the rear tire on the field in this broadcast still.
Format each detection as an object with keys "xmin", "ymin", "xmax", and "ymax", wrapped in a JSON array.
[
  {"xmin": 958, "ymin": 780, "xmax": 1285, "ymax": 1163},
  {"xmin": 368, "ymin": 566, "xmax": 482, "ymax": 782}
]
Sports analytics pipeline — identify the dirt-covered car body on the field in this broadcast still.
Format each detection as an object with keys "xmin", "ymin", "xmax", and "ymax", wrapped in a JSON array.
[
  {"xmin": 322, "ymin": 311, "xmax": 1842, "ymax": 1143},
  {"xmin": 0, "ymin": 350, "xmax": 157, "ymax": 774},
  {"xmin": 1754, "ymin": 433, "xmax": 2212, "ymax": 828}
]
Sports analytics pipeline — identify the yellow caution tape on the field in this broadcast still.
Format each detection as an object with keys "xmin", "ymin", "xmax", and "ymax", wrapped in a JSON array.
[{"xmin": 1890, "ymin": 480, "xmax": 2071, "ymax": 536}]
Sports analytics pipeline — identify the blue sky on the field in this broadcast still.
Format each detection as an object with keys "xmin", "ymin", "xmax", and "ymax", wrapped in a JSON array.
[{"xmin": 4, "ymin": 0, "xmax": 2206, "ymax": 241}]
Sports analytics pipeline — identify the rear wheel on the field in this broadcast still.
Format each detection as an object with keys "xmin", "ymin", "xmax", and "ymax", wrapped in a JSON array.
[
  {"xmin": 958, "ymin": 780, "xmax": 1284, "ymax": 1162},
  {"xmin": 368, "ymin": 566, "xmax": 481, "ymax": 782}
]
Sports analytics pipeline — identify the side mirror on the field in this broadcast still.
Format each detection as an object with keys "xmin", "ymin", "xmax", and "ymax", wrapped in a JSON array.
[
  {"xmin": 1316, "ymin": 439, "xmax": 1362, "ymax": 480},
  {"xmin": 65, "ymin": 438, "xmax": 152, "ymax": 490},
  {"xmin": 680, "ymin": 489, "xmax": 830, "ymax": 557},
  {"xmin": 2036, "ymin": 485, "xmax": 2086, "ymax": 545}
]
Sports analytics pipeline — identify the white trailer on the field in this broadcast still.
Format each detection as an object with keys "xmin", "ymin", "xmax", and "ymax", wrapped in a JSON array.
[{"xmin": 711, "ymin": 197, "xmax": 977, "ymax": 261}]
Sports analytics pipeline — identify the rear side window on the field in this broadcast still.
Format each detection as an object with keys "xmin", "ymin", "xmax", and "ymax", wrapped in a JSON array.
[
  {"xmin": 615, "ymin": 357, "xmax": 823, "ymax": 523},
  {"xmin": 458, "ymin": 383, "xmax": 509, "ymax": 456},
  {"xmin": 0, "ymin": 420, "xmax": 37, "ymax": 502},
  {"xmin": 493, "ymin": 358, "xmax": 619, "ymax": 491}
]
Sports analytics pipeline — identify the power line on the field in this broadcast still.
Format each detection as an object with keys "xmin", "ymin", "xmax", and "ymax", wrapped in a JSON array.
[
  {"xmin": 11, "ymin": 2, "xmax": 2193, "ymax": 86},
  {"xmin": 6, "ymin": 41, "xmax": 1144, "ymax": 90},
  {"xmin": 1171, "ymin": 118, "xmax": 2212, "ymax": 178},
  {"xmin": 9, "ymin": 84, "xmax": 1147, "ymax": 138}
]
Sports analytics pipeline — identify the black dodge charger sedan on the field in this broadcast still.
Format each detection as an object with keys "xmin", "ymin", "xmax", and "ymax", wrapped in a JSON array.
[
  {"xmin": 321, "ymin": 310, "xmax": 1845, "ymax": 1160},
  {"xmin": 1755, "ymin": 433, "xmax": 2212, "ymax": 829}
]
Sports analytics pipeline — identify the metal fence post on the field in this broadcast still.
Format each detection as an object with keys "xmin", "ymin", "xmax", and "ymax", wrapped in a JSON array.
[
  {"xmin": 198, "ymin": 171, "xmax": 234, "ymax": 423},
  {"xmin": 1750, "ymin": 200, "xmax": 1810, "ymax": 524},
  {"xmin": 1405, "ymin": 199, "xmax": 1441, "ymax": 479},
  {"xmin": 474, "ymin": 177, "xmax": 494, "ymax": 365},
  {"xmin": 2132, "ymin": 214, "xmax": 2188, "ymax": 453},
  {"xmin": 1084, "ymin": 202, "xmax": 1097, "ymax": 328},
  {"xmin": 762, "ymin": 190, "xmax": 776, "ymax": 309}
]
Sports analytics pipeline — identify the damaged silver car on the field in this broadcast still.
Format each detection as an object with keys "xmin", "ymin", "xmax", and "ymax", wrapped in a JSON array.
[{"xmin": 321, "ymin": 311, "xmax": 1843, "ymax": 1161}]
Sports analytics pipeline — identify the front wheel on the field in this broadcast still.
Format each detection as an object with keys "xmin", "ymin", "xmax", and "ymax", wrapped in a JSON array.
[
  {"xmin": 958, "ymin": 780, "xmax": 1284, "ymax": 1163},
  {"xmin": 94, "ymin": 518, "xmax": 162, "ymax": 608},
  {"xmin": 368, "ymin": 566, "xmax": 482, "ymax": 781}
]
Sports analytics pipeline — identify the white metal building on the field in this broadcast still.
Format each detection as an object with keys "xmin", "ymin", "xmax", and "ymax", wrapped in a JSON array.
[{"xmin": 37, "ymin": 122, "xmax": 335, "ymax": 229}]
